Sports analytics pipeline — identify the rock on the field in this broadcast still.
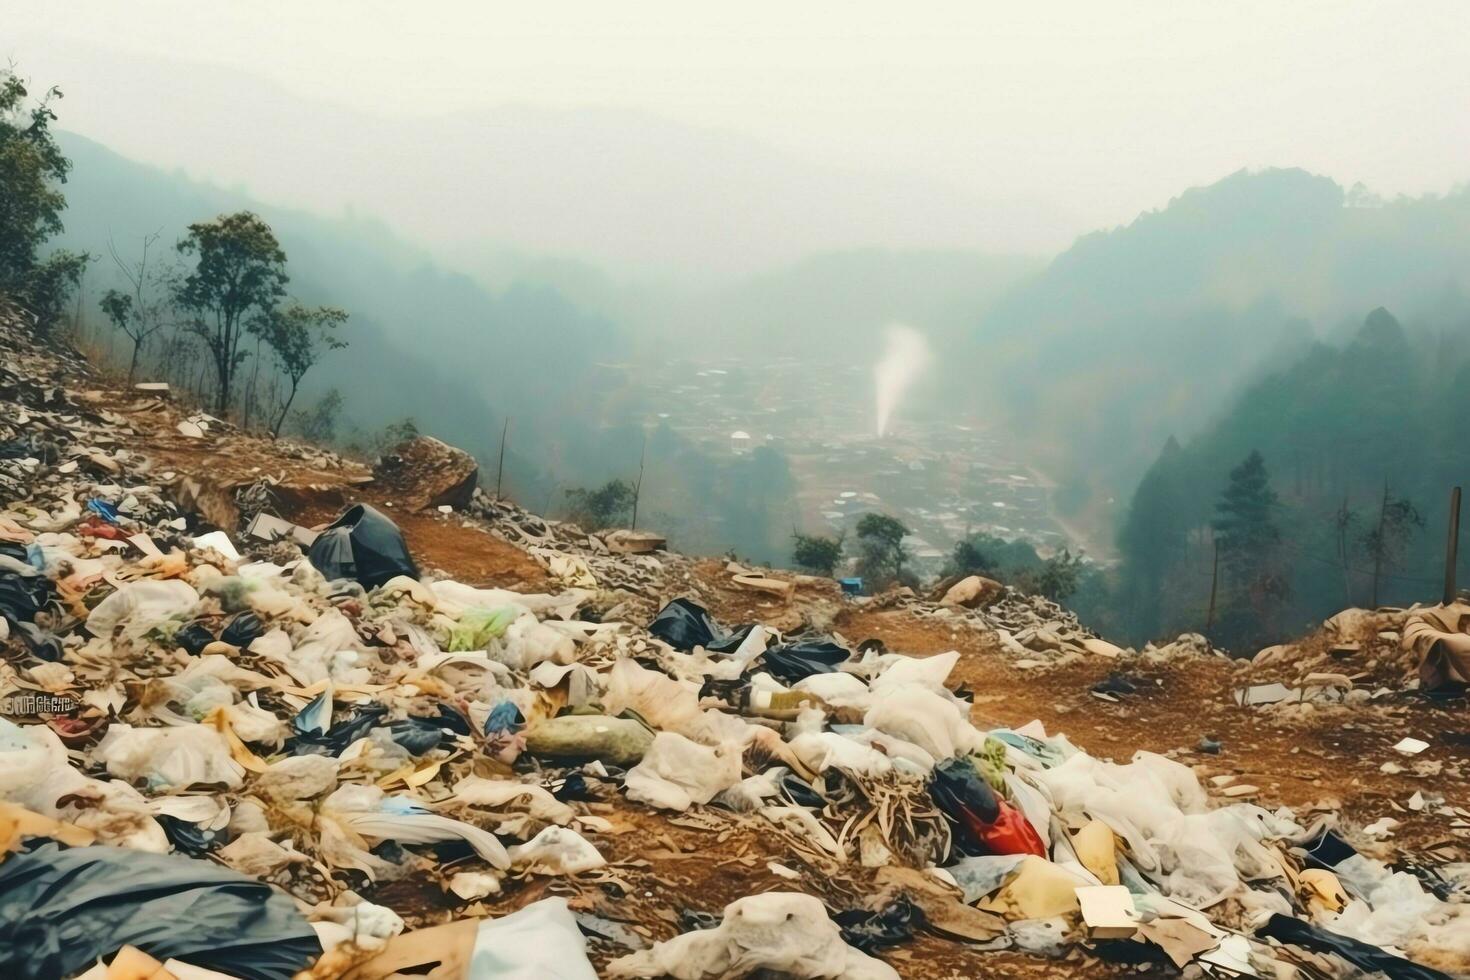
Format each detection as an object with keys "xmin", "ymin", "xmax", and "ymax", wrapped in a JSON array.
[
  {"xmin": 940, "ymin": 575, "xmax": 1003, "ymax": 609},
  {"xmin": 1302, "ymin": 672, "xmax": 1353, "ymax": 691},
  {"xmin": 731, "ymin": 573, "xmax": 795, "ymax": 602},
  {"xmin": 1253, "ymin": 644, "xmax": 1288, "ymax": 666},
  {"xmin": 1082, "ymin": 637, "xmax": 1124, "ymax": 658},
  {"xmin": 1029, "ymin": 628, "xmax": 1062, "ymax": 651},
  {"xmin": 372, "ymin": 435, "xmax": 479, "ymax": 512},
  {"xmin": 1196, "ymin": 736, "xmax": 1222, "ymax": 754},
  {"xmin": 603, "ymin": 529, "xmax": 667, "ymax": 554}
]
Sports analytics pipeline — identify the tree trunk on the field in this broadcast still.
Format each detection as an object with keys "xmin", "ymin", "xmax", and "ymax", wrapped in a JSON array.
[{"xmin": 271, "ymin": 381, "xmax": 299, "ymax": 439}]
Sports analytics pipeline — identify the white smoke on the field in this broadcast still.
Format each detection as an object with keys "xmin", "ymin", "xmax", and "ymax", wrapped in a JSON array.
[{"xmin": 873, "ymin": 323, "xmax": 932, "ymax": 437}]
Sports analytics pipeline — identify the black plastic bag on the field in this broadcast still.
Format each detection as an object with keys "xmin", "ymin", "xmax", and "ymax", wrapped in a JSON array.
[
  {"xmin": 1257, "ymin": 913, "xmax": 1452, "ymax": 980},
  {"xmin": 760, "ymin": 638, "xmax": 849, "ymax": 682},
  {"xmin": 930, "ymin": 757, "xmax": 1001, "ymax": 854},
  {"xmin": 0, "ymin": 568, "xmax": 51, "ymax": 623},
  {"xmin": 835, "ymin": 896, "xmax": 926, "ymax": 952},
  {"xmin": 289, "ymin": 702, "xmax": 389, "ymax": 755},
  {"xmin": 648, "ymin": 598, "xmax": 752, "ymax": 653},
  {"xmin": 175, "ymin": 622, "xmax": 215, "ymax": 656},
  {"xmin": 0, "ymin": 842, "xmax": 320, "ymax": 980},
  {"xmin": 221, "ymin": 610, "xmax": 263, "ymax": 648},
  {"xmin": 307, "ymin": 504, "xmax": 418, "ymax": 589},
  {"xmin": 779, "ymin": 771, "xmax": 826, "ymax": 808},
  {"xmin": 388, "ymin": 704, "xmax": 472, "ymax": 755},
  {"xmin": 4, "ymin": 619, "xmax": 62, "ymax": 661},
  {"xmin": 1302, "ymin": 827, "xmax": 1357, "ymax": 871},
  {"xmin": 158, "ymin": 815, "xmax": 231, "ymax": 854}
]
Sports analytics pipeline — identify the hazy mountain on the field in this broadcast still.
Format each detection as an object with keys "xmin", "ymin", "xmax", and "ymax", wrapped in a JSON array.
[
  {"xmin": 32, "ymin": 45, "xmax": 1079, "ymax": 278},
  {"xmin": 53, "ymin": 133, "xmax": 627, "ymax": 470},
  {"xmin": 966, "ymin": 168, "xmax": 1470, "ymax": 530}
]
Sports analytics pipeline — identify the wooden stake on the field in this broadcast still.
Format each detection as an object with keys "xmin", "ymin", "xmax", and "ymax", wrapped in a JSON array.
[
  {"xmin": 630, "ymin": 433, "xmax": 647, "ymax": 530},
  {"xmin": 1445, "ymin": 486, "xmax": 1462, "ymax": 606},
  {"xmin": 1205, "ymin": 537, "xmax": 1220, "ymax": 633},
  {"xmin": 494, "ymin": 417, "xmax": 510, "ymax": 500}
]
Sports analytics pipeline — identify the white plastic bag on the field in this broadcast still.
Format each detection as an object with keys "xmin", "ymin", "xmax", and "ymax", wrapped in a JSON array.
[{"xmin": 624, "ymin": 732, "xmax": 742, "ymax": 811}]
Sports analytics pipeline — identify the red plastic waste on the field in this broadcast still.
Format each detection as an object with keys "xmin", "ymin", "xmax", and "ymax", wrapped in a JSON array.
[{"xmin": 951, "ymin": 797, "xmax": 1045, "ymax": 857}]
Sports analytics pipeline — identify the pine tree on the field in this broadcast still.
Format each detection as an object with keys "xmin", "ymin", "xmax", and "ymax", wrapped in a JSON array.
[{"xmin": 1211, "ymin": 450, "xmax": 1289, "ymax": 646}]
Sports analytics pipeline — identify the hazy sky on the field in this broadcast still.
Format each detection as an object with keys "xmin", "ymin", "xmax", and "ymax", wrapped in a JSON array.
[{"xmin": 8, "ymin": 1, "xmax": 1468, "ymax": 273}]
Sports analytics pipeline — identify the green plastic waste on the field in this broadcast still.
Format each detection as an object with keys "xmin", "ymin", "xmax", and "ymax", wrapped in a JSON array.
[{"xmin": 447, "ymin": 607, "xmax": 516, "ymax": 651}]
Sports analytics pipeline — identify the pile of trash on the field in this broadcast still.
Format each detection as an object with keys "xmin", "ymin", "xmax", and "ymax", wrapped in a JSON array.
[{"xmin": 4, "ymin": 305, "xmax": 1470, "ymax": 979}]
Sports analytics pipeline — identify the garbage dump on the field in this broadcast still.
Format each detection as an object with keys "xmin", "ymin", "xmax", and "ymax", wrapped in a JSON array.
[{"xmin": 2, "ymin": 307, "xmax": 1469, "ymax": 979}]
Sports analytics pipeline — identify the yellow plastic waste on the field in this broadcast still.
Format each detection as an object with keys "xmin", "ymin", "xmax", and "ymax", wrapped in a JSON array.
[
  {"xmin": 1072, "ymin": 819, "xmax": 1120, "ymax": 885},
  {"xmin": 976, "ymin": 855, "xmax": 1086, "ymax": 920},
  {"xmin": 1298, "ymin": 868, "xmax": 1348, "ymax": 914}
]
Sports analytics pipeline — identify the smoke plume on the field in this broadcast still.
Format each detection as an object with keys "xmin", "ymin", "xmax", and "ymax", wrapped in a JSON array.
[{"xmin": 873, "ymin": 323, "xmax": 931, "ymax": 437}]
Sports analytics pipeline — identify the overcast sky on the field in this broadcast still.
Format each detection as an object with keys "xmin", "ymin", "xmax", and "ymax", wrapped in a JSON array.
[{"xmin": 7, "ymin": 1, "xmax": 1468, "ymax": 273}]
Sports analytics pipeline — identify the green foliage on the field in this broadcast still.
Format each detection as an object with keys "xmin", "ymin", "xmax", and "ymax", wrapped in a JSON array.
[
  {"xmin": 174, "ymin": 211, "xmax": 289, "ymax": 414},
  {"xmin": 1014, "ymin": 549, "xmax": 1085, "ymax": 602},
  {"xmin": 565, "ymin": 479, "xmax": 636, "ymax": 531},
  {"xmin": 259, "ymin": 303, "xmax": 349, "ymax": 436},
  {"xmin": 293, "ymin": 388, "xmax": 344, "ymax": 444},
  {"xmin": 1212, "ymin": 451, "xmax": 1281, "ymax": 579},
  {"xmin": 948, "ymin": 537, "xmax": 998, "ymax": 577},
  {"xmin": 854, "ymin": 513, "xmax": 911, "ymax": 590},
  {"xmin": 792, "ymin": 532, "xmax": 843, "ymax": 576},
  {"xmin": 14, "ymin": 249, "xmax": 89, "ymax": 331},
  {"xmin": 0, "ymin": 66, "xmax": 85, "ymax": 333}
]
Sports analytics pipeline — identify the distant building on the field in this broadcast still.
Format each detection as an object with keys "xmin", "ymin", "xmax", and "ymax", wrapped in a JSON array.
[{"xmin": 730, "ymin": 430, "xmax": 752, "ymax": 454}]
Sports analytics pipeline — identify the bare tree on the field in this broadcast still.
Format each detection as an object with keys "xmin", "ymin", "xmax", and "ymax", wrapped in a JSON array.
[{"xmin": 100, "ymin": 231, "xmax": 173, "ymax": 381}]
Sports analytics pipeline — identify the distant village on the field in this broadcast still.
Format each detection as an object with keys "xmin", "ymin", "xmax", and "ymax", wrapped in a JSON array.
[{"xmin": 627, "ymin": 354, "xmax": 1073, "ymax": 577}]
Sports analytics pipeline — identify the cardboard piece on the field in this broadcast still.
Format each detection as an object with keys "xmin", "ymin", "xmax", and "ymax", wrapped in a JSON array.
[
  {"xmin": 1075, "ymin": 885, "xmax": 1137, "ymax": 938},
  {"xmin": 245, "ymin": 512, "xmax": 319, "ymax": 547}
]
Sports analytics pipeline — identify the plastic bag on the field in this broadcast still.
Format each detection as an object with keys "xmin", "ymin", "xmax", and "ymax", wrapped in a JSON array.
[
  {"xmin": 834, "ymin": 896, "xmax": 925, "ymax": 952},
  {"xmin": 175, "ymin": 621, "xmax": 215, "ymax": 656},
  {"xmin": 468, "ymin": 898, "xmax": 599, "ymax": 979},
  {"xmin": 1257, "ymin": 913, "xmax": 1452, "ymax": 980},
  {"xmin": 623, "ymin": 732, "xmax": 743, "ymax": 811},
  {"xmin": 307, "ymin": 504, "xmax": 418, "ymax": 588},
  {"xmin": 931, "ymin": 757, "xmax": 1044, "ymax": 858},
  {"xmin": 761, "ymin": 638, "xmax": 850, "ymax": 682},
  {"xmin": 0, "ymin": 841, "xmax": 320, "ymax": 980},
  {"xmin": 96, "ymin": 723, "xmax": 245, "ymax": 791},
  {"xmin": 647, "ymin": 598, "xmax": 753, "ymax": 653},
  {"xmin": 864, "ymin": 686, "xmax": 981, "ymax": 760},
  {"xmin": 0, "ymin": 567, "xmax": 51, "ymax": 623},
  {"xmin": 606, "ymin": 891, "xmax": 898, "ymax": 980},
  {"xmin": 221, "ymin": 610, "xmax": 262, "ymax": 647},
  {"xmin": 86, "ymin": 579, "xmax": 200, "ymax": 639}
]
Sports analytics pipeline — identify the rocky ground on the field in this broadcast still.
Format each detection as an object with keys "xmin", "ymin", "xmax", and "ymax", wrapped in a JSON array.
[{"xmin": 2, "ymin": 301, "xmax": 1468, "ymax": 979}]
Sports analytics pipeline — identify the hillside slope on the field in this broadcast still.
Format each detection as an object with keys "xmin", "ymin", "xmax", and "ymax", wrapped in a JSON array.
[{"xmin": 4, "ymin": 300, "xmax": 1468, "ymax": 978}]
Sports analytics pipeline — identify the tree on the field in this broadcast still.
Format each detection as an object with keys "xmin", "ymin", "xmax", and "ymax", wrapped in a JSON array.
[
  {"xmin": 949, "ymin": 537, "xmax": 998, "ymax": 577},
  {"xmin": 0, "ymin": 66, "xmax": 88, "ymax": 333},
  {"xmin": 565, "ymin": 479, "xmax": 635, "ymax": 530},
  {"xmin": 792, "ymin": 532, "xmax": 843, "ymax": 576},
  {"xmin": 260, "ymin": 303, "xmax": 348, "ymax": 437},
  {"xmin": 1360, "ymin": 487, "xmax": 1423, "ymax": 607},
  {"xmin": 1211, "ymin": 450, "xmax": 1289, "ymax": 644},
  {"xmin": 100, "ymin": 232, "xmax": 174, "ymax": 381},
  {"xmin": 174, "ymin": 212, "xmax": 288, "ymax": 414},
  {"xmin": 854, "ymin": 513, "xmax": 911, "ymax": 589},
  {"xmin": 294, "ymin": 388, "xmax": 343, "ymax": 443},
  {"xmin": 1017, "ymin": 549, "xmax": 1085, "ymax": 602}
]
